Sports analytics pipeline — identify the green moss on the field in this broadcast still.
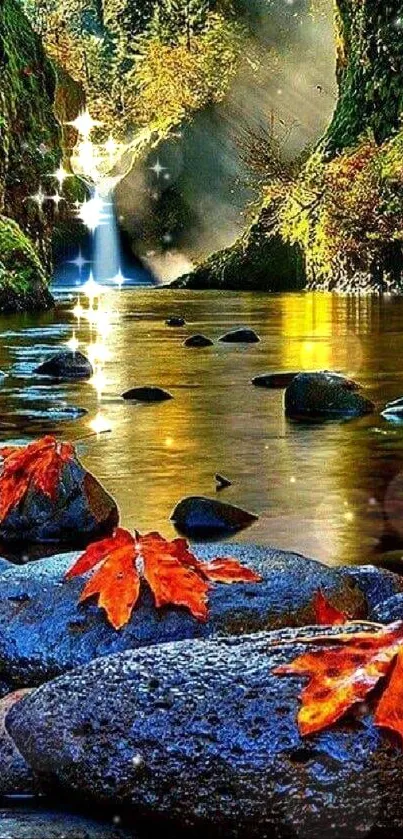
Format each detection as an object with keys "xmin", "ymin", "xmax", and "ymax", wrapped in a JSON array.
[{"xmin": 0, "ymin": 216, "xmax": 52, "ymax": 311}]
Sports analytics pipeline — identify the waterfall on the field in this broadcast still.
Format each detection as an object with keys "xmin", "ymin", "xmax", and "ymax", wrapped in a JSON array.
[{"xmin": 93, "ymin": 190, "xmax": 121, "ymax": 283}]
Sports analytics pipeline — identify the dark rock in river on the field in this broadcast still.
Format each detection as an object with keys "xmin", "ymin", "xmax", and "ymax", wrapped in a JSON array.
[
  {"xmin": 9, "ymin": 624, "xmax": 403, "ymax": 838},
  {"xmin": 121, "ymin": 386, "xmax": 173, "ymax": 403},
  {"xmin": 171, "ymin": 495, "xmax": 258, "ymax": 537},
  {"xmin": 218, "ymin": 327, "xmax": 260, "ymax": 344},
  {"xmin": 0, "ymin": 543, "xmax": 389, "ymax": 687},
  {"xmin": 381, "ymin": 397, "xmax": 403, "ymax": 423},
  {"xmin": 285, "ymin": 371, "xmax": 375, "ymax": 420},
  {"xmin": 0, "ymin": 452, "xmax": 118, "ymax": 545},
  {"xmin": 166, "ymin": 316, "xmax": 186, "ymax": 327},
  {"xmin": 0, "ymin": 809, "xmax": 132, "ymax": 838},
  {"xmin": 0, "ymin": 690, "xmax": 33, "ymax": 795},
  {"xmin": 35, "ymin": 351, "xmax": 93, "ymax": 380},
  {"xmin": 183, "ymin": 334, "xmax": 214, "ymax": 348},
  {"xmin": 252, "ymin": 371, "xmax": 300, "ymax": 389}
]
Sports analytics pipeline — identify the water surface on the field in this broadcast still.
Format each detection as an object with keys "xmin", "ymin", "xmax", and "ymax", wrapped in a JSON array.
[{"xmin": 1, "ymin": 289, "xmax": 403, "ymax": 567}]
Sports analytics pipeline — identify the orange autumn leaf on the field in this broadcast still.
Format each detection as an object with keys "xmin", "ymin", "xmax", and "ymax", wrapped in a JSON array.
[
  {"xmin": 66, "ymin": 527, "xmax": 262, "ymax": 630},
  {"xmin": 314, "ymin": 589, "xmax": 347, "ymax": 626},
  {"xmin": 0, "ymin": 436, "xmax": 75, "ymax": 521},
  {"xmin": 274, "ymin": 621, "xmax": 403, "ymax": 740}
]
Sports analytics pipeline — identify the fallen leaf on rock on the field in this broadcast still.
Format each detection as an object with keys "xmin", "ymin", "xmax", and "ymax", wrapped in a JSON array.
[
  {"xmin": 274, "ymin": 620, "xmax": 403, "ymax": 741},
  {"xmin": 66, "ymin": 527, "xmax": 262, "ymax": 629},
  {"xmin": 314, "ymin": 589, "xmax": 347, "ymax": 625},
  {"xmin": 0, "ymin": 436, "xmax": 75, "ymax": 521}
]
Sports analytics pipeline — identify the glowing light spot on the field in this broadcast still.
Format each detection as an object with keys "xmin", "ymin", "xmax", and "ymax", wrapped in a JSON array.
[
  {"xmin": 66, "ymin": 331, "xmax": 79, "ymax": 353},
  {"xmin": 89, "ymin": 412, "xmax": 111, "ymax": 436}
]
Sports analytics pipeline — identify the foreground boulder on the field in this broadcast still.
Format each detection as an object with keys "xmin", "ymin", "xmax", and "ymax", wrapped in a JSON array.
[
  {"xmin": 35, "ymin": 351, "xmax": 93, "ymax": 380},
  {"xmin": 171, "ymin": 496, "xmax": 258, "ymax": 537},
  {"xmin": 183, "ymin": 334, "xmax": 214, "ymax": 348},
  {"xmin": 285, "ymin": 371, "xmax": 375, "ymax": 420},
  {"xmin": 0, "ymin": 453, "xmax": 118, "ymax": 545},
  {"xmin": 0, "ymin": 544, "xmax": 390, "ymax": 687},
  {"xmin": 9, "ymin": 625, "xmax": 403, "ymax": 838},
  {"xmin": 121, "ymin": 386, "xmax": 172, "ymax": 402},
  {"xmin": 0, "ymin": 809, "xmax": 133, "ymax": 838},
  {"xmin": 219, "ymin": 327, "xmax": 260, "ymax": 343},
  {"xmin": 0, "ymin": 690, "xmax": 33, "ymax": 795}
]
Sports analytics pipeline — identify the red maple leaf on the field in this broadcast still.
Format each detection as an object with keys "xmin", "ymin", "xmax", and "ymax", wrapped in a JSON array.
[
  {"xmin": 274, "ymin": 621, "xmax": 403, "ymax": 741},
  {"xmin": 0, "ymin": 436, "xmax": 75, "ymax": 521},
  {"xmin": 66, "ymin": 527, "xmax": 262, "ymax": 630},
  {"xmin": 314, "ymin": 589, "xmax": 347, "ymax": 626}
]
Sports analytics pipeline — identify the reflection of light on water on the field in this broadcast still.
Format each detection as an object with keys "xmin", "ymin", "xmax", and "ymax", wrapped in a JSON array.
[
  {"xmin": 164, "ymin": 436, "xmax": 174, "ymax": 448},
  {"xmin": 66, "ymin": 331, "xmax": 79, "ymax": 353},
  {"xmin": 89, "ymin": 412, "xmax": 112, "ymax": 436}
]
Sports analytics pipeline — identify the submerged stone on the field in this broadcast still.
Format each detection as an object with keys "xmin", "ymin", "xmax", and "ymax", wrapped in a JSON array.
[
  {"xmin": 285, "ymin": 371, "xmax": 375, "ymax": 420},
  {"xmin": 8, "ymin": 625, "xmax": 403, "ymax": 838},
  {"xmin": 166, "ymin": 316, "xmax": 186, "ymax": 327},
  {"xmin": 183, "ymin": 334, "xmax": 214, "ymax": 348},
  {"xmin": 252, "ymin": 371, "xmax": 300, "ymax": 388},
  {"xmin": 218, "ymin": 327, "xmax": 260, "ymax": 343},
  {"xmin": 171, "ymin": 495, "xmax": 258, "ymax": 537},
  {"xmin": 0, "ymin": 453, "xmax": 118, "ymax": 545},
  {"xmin": 121, "ymin": 386, "xmax": 173, "ymax": 402},
  {"xmin": 0, "ymin": 543, "xmax": 388, "ymax": 687},
  {"xmin": 35, "ymin": 351, "xmax": 93, "ymax": 380},
  {"xmin": 0, "ymin": 690, "xmax": 33, "ymax": 795}
]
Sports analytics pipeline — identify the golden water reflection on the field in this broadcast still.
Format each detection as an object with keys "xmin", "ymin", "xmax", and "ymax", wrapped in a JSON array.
[{"xmin": 0, "ymin": 290, "xmax": 402, "ymax": 567}]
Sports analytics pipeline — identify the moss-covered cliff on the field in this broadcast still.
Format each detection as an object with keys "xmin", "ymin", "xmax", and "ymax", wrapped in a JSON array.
[
  {"xmin": 0, "ymin": 0, "xmax": 62, "ymax": 310},
  {"xmin": 176, "ymin": 0, "xmax": 403, "ymax": 293}
]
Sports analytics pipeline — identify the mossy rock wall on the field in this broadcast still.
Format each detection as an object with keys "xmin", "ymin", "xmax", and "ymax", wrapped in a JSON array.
[
  {"xmin": 0, "ymin": 0, "xmax": 63, "ymax": 309},
  {"xmin": 0, "ymin": 215, "xmax": 53, "ymax": 311}
]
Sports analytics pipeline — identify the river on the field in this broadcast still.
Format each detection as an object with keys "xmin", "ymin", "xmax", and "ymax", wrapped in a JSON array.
[{"xmin": 1, "ymin": 288, "xmax": 403, "ymax": 568}]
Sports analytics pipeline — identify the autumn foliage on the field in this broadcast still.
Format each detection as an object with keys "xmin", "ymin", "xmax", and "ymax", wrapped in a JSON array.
[
  {"xmin": 275, "ymin": 621, "xmax": 403, "ymax": 742},
  {"xmin": 313, "ymin": 589, "xmax": 347, "ymax": 626},
  {"xmin": 0, "ymin": 436, "xmax": 75, "ymax": 521},
  {"xmin": 66, "ymin": 527, "xmax": 261, "ymax": 629}
]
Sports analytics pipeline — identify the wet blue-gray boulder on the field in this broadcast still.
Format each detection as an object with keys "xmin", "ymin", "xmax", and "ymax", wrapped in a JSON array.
[
  {"xmin": 166, "ymin": 316, "xmax": 186, "ymax": 327},
  {"xmin": 35, "ymin": 351, "xmax": 93, "ymax": 380},
  {"xmin": 252, "ymin": 371, "xmax": 299, "ymax": 388},
  {"xmin": 371, "ymin": 593, "xmax": 403, "ymax": 623},
  {"xmin": 0, "ymin": 452, "xmax": 118, "ymax": 545},
  {"xmin": 381, "ymin": 397, "xmax": 403, "ymax": 423},
  {"xmin": 171, "ymin": 496, "xmax": 258, "ymax": 537},
  {"xmin": 0, "ymin": 690, "xmax": 34, "ymax": 795},
  {"xmin": 121, "ymin": 386, "xmax": 172, "ymax": 402},
  {"xmin": 285, "ymin": 371, "xmax": 375, "ymax": 420},
  {"xmin": 0, "ymin": 543, "xmax": 392, "ymax": 688},
  {"xmin": 8, "ymin": 624, "xmax": 403, "ymax": 838},
  {"xmin": 0, "ymin": 809, "xmax": 134, "ymax": 838},
  {"xmin": 184, "ymin": 334, "xmax": 214, "ymax": 348},
  {"xmin": 219, "ymin": 327, "xmax": 260, "ymax": 343}
]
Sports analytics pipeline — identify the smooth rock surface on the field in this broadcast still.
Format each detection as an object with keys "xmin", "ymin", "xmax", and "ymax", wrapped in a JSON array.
[
  {"xmin": 285, "ymin": 371, "xmax": 375, "ymax": 420},
  {"xmin": 183, "ymin": 334, "xmax": 214, "ymax": 348},
  {"xmin": 218, "ymin": 327, "xmax": 260, "ymax": 343},
  {"xmin": 381, "ymin": 397, "xmax": 403, "ymax": 422},
  {"xmin": 252, "ymin": 371, "xmax": 300, "ymax": 388},
  {"xmin": 0, "ymin": 454, "xmax": 119, "ymax": 545},
  {"xmin": 171, "ymin": 495, "xmax": 258, "ymax": 537},
  {"xmin": 35, "ymin": 351, "xmax": 93, "ymax": 380},
  {"xmin": 0, "ymin": 690, "xmax": 33, "ymax": 795},
  {"xmin": 0, "ymin": 544, "xmax": 384, "ymax": 687},
  {"xmin": 8, "ymin": 625, "xmax": 403, "ymax": 838},
  {"xmin": 121, "ymin": 386, "xmax": 172, "ymax": 403},
  {"xmin": 0, "ymin": 809, "xmax": 133, "ymax": 838}
]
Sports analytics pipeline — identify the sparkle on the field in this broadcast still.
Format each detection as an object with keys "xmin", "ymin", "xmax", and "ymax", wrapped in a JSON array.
[
  {"xmin": 77, "ymin": 195, "xmax": 107, "ymax": 232},
  {"xmin": 48, "ymin": 164, "xmax": 71, "ymax": 188},
  {"xmin": 112, "ymin": 269, "xmax": 125, "ymax": 290},
  {"xmin": 30, "ymin": 187, "xmax": 46, "ymax": 209},
  {"xmin": 81, "ymin": 273, "xmax": 104, "ymax": 303},
  {"xmin": 104, "ymin": 136, "xmax": 120, "ymax": 156},
  {"xmin": 89, "ymin": 412, "xmax": 111, "ymax": 436},
  {"xmin": 149, "ymin": 158, "xmax": 166, "ymax": 178},
  {"xmin": 66, "ymin": 331, "xmax": 79, "ymax": 353},
  {"xmin": 72, "ymin": 297, "xmax": 85, "ymax": 322},
  {"xmin": 68, "ymin": 110, "xmax": 102, "ymax": 138},
  {"xmin": 68, "ymin": 249, "xmax": 91, "ymax": 274},
  {"xmin": 50, "ymin": 191, "xmax": 64, "ymax": 209}
]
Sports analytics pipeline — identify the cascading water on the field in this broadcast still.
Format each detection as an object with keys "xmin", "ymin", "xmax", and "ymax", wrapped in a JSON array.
[{"xmin": 93, "ymin": 190, "xmax": 121, "ymax": 283}]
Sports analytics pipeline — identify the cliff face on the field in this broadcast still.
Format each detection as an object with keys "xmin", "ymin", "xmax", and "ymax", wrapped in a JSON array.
[
  {"xmin": 0, "ymin": 0, "xmax": 62, "ymax": 310},
  {"xmin": 176, "ymin": 0, "xmax": 403, "ymax": 294}
]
